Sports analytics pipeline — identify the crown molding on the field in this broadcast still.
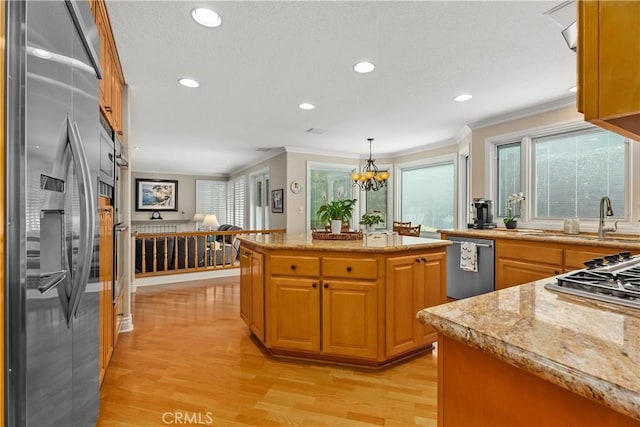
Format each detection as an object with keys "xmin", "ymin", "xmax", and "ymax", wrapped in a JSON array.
[
  {"xmin": 229, "ymin": 146, "xmax": 287, "ymax": 176},
  {"xmin": 468, "ymin": 95, "xmax": 576, "ymax": 130},
  {"xmin": 284, "ymin": 145, "xmax": 362, "ymax": 160}
]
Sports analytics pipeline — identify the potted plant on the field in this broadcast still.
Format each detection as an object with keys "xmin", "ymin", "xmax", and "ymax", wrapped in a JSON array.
[
  {"xmin": 504, "ymin": 192, "xmax": 525, "ymax": 229},
  {"xmin": 359, "ymin": 210, "xmax": 384, "ymax": 232},
  {"xmin": 317, "ymin": 198, "xmax": 357, "ymax": 234}
]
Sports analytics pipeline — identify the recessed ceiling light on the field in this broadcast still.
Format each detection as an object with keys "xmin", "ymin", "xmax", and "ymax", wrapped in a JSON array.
[
  {"xmin": 134, "ymin": 146, "xmax": 140, "ymax": 150},
  {"xmin": 454, "ymin": 94, "xmax": 473, "ymax": 102},
  {"xmin": 353, "ymin": 61, "xmax": 375, "ymax": 74},
  {"xmin": 299, "ymin": 103, "xmax": 315, "ymax": 110},
  {"xmin": 32, "ymin": 48, "xmax": 52, "ymax": 59},
  {"xmin": 178, "ymin": 78, "xmax": 199, "ymax": 88},
  {"xmin": 191, "ymin": 8, "xmax": 222, "ymax": 27},
  {"xmin": 568, "ymin": 86, "xmax": 578, "ymax": 93}
]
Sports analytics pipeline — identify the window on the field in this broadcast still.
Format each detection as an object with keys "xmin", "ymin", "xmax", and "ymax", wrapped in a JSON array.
[
  {"xmin": 365, "ymin": 186, "xmax": 388, "ymax": 228},
  {"xmin": 400, "ymin": 161, "xmax": 455, "ymax": 232},
  {"xmin": 533, "ymin": 129, "xmax": 626, "ymax": 219},
  {"xmin": 308, "ymin": 163, "xmax": 357, "ymax": 230},
  {"xmin": 493, "ymin": 126, "xmax": 628, "ymax": 223},
  {"xmin": 227, "ymin": 176, "xmax": 246, "ymax": 227},
  {"xmin": 195, "ymin": 180, "xmax": 226, "ymax": 221},
  {"xmin": 496, "ymin": 143, "xmax": 521, "ymax": 216}
]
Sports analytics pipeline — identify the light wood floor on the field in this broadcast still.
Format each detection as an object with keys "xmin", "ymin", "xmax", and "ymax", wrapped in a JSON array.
[{"xmin": 97, "ymin": 277, "xmax": 438, "ymax": 426}]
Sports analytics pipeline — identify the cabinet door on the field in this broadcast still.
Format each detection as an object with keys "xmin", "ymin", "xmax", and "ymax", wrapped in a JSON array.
[
  {"xmin": 268, "ymin": 277, "xmax": 320, "ymax": 352},
  {"xmin": 386, "ymin": 255, "xmax": 422, "ymax": 357},
  {"xmin": 249, "ymin": 251, "xmax": 265, "ymax": 342},
  {"xmin": 578, "ymin": 0, "xmax": 640, "ymax": 139},
  {"xmin": 239, "ymin": 249, "xmax": 252, "ymax": 325},
  {"xmin": 321, "ymin": 279, "xmax": 377, "ymax": 359},
  {"xmin": 111, "ymin": 69, "xmax": 123, "ymax": 135},
  {"xmin": 496, "ymin": 259, "xmax": 560, "ymax": 290},
  {"xmin": 420, "ymin": 252, "xmax": 445, "ymax": 344}
]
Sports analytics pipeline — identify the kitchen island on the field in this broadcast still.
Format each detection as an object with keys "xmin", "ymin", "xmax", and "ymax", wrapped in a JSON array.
[
  {"xmin": 417, "ymin": 280, "xmax": 640, "ymax": 426},
  {"xmin": 238, "ymin": 232, "xmax": 450, "ymax": 367}
]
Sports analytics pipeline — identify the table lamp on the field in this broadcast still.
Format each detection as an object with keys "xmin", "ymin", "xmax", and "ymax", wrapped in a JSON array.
[
  {"xmin": 193, "ymin": 213, "xmax": 205, "ymax": 231},
  {"xmin": 202, "ymin": 214, "xmax": 219, "ymax": 231}
]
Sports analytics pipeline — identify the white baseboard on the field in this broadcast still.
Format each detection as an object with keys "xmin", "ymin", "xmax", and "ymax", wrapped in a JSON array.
[
  {"xmin": 132, "ymin": 269, "xmax": 240, "ymax": 290},
  {"xmin": 119, "ymin": 315, "xmax": 134, "ymax": 333}
]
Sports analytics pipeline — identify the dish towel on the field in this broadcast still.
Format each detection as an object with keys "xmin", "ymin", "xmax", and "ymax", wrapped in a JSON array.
[{"xmin": 460, "ymin": 242, "xmax": 478, "ymax": 272}]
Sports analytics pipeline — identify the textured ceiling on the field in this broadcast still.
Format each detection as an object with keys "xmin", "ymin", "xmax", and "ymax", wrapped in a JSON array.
[{"xmin": 107, "ymin": 0, "xmax": 577, "ymax": 176}]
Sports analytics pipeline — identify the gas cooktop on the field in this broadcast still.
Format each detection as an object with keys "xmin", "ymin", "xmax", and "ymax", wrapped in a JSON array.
[{"xmin": 545, "ymin": 251, "xmax": 640, "ymax": 309}]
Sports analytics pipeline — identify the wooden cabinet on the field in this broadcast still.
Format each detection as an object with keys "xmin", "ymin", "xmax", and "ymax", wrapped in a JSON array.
[
  {"xmin": 268, "ymin": 255, "xmax": 379, "ymax": 359},
  {"xmin": 92, "ymin": 0, "xmax": 125, "ymax": 136},
  {"xmin": 239, "ymin": 240, "xmax": 450, "ymax": 367},
  {"xmin": 98, "ymin": 197, "xmax": 114, "ymax": 385},
  {"xmin": 496, "ymin": 240, "xmax": 563, "ymax": 290},
  {"xmin": 496, "ymin": 238, "xmax": 640, "ymax": 290},
  {"xmin": 239, "ymin": 247, "xmax": 265, "ymax": 342},
  {"xmin": 578, "ymin": 0, "xmax": 640, "ymax": 140},
  {"xmin": 270, "ymin": 277, "xmax": 320, "ymax": 351},
  {"xmin": 322, "ymin": 257, "xmax": 379, "ymax": 359},
  {"xmin": 386, "ymin": 251, "xmax": 445, "ymax": 357}
]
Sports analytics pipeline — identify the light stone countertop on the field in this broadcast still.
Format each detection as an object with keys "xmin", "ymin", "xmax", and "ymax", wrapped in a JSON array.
[
  {"xmin": 417, "ymin": 280, "xmax": 640, "ymax": 421},
  {"xmin": 439, "ymin": 228, "xmax": 640, "ymax": 250},
  {"xmin": 238, "ymin": 232, "xmax": 451, "ymax": 253}
]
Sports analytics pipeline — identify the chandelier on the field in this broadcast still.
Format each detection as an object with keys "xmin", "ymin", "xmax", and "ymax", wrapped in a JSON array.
[{"xmin": 351, "ymin": 138, "xmax": 390, "ymax": 191}]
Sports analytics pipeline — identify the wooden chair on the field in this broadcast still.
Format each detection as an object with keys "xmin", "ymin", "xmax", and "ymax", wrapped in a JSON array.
[
  {"xmin": 392, "ymin": 221, "xmax": 411, "ymax": 232},
  {"xmin": 397, "ymin": 225, "xmax": 421, "ymax": 237}
]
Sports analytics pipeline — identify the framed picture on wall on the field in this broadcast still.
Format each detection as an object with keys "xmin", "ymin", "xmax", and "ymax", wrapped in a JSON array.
[
  {"xmin": 135, "ymin": 179, "xmax": 178, "ymax": 211},
  {"xmin": 271, "ymin": 189, "xmax": 284, "ymax": 213}
]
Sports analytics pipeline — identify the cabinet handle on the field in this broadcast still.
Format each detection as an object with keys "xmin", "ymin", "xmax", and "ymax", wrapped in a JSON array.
[
  {"xmin": 290, "ymin": 264, "xmax": 296, "ymax": 271},
  {"xmin": 421, "ymin": 257, "xmax": 428, "ymax": 263},
  {"xmin": 415, "ymin": 258, "xmax": 421, "ymax": 263},
  {"xmin": 554, "ymin": 270, "xmax": 560, "ymax": 275},
  {"xmin": 312, "ymin": 283, "xmax": 317, "ymax": 288},
  {"xmin": 105, "ymin": 106, "xmax": 112, "ymax": 112},
  {"xmin": 324, "ymin": 283, "xmax": 329, "ymax": 289},
  {"xmin": 346, "ymin": 266, "xmax": 352, "ymax": 272}
]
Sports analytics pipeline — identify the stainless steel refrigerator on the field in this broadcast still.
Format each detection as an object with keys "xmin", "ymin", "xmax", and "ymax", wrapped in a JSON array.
[{"xmin": 5, "ymin": 1, "xmax": 103, "ymax": 425}]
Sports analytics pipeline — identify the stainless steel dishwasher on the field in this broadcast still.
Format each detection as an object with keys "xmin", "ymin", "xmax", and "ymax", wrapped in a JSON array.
[{"xmin": 446, "ymin": 236, "xmax": 495, "ymax": 299}]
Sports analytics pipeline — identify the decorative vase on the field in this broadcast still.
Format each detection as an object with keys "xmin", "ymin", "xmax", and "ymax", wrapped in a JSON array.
[
  {"xmin": 331, "ymin": 219, "xmax": 342, "ymax": 234},
  {"xmin": 505, "ymin": 220, "xmax": 518, "ymax": 230}
]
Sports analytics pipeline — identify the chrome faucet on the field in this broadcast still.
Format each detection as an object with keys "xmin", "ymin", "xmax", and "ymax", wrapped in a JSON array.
[{"xmin": 598, "ymin": 196, "xmax": 618, "ymax": 238}]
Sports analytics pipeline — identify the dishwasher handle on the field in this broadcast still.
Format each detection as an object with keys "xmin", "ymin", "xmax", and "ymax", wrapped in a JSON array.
[{"xmin": 450, "ymin": 240, "xmax": 493, "ymax": 248}]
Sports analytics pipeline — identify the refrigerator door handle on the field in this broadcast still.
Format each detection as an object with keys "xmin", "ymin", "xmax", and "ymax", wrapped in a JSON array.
[
  {"xmin": 66, "ymin": 118, "xmax": 96, "ymax": 320},
  {"xmin": 38, "ymin": 270, "xmax": 68, "ymax": 294}
]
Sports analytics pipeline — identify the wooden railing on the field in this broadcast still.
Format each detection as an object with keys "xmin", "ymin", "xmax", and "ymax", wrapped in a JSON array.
[{"xmin": 134, "ymin": 228, "xmax": 285, "ymax": 278}]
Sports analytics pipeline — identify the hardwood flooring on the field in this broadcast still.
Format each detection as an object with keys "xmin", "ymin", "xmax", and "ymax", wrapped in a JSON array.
[{"xmin": 97, "ymin": 277, "xmax": 438, "ymax": 426}]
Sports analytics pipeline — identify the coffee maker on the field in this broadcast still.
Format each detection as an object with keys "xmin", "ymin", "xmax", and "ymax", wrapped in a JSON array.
[{"xmin": 468, "ymin": 198, "xmax": 497, "ymax": 229}]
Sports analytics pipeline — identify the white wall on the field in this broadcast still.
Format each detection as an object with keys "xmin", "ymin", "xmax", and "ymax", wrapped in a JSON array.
[{"xmin": 130, "ymin": 171, "xmax": 226, "ymax": 223}]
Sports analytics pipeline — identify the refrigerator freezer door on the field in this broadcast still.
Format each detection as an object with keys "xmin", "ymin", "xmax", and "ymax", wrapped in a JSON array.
[{"xmin": 20, "ymin": 0, "xmax": 101, "ymax": 425}]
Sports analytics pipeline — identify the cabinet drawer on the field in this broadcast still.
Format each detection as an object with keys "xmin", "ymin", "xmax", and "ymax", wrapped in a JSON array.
[
  {"xmin": 497, "ymin": 241, "xmax": 563, "ymax": 266},
  {"xmin": 323, "ymin": 257, "xmax": 378, "ymax": 280},
  {"xmin": 269, "ymin": 255, "xmax": 320, "ymax": 276}
]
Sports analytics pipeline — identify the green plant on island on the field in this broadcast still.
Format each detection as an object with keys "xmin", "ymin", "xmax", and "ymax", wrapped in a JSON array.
[{"xmin": 317, "ymin": 198, "xmax": 357, "ymax": 225}]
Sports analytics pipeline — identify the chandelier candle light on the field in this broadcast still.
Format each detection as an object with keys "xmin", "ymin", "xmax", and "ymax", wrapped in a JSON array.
[{"xmin": 351, "ymin": 138, "xmax": 390, "ymax": 191}]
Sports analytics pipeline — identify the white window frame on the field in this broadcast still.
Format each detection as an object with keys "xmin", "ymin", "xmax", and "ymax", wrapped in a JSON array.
[
  {"xmin": 486, "ymin": 120, "xmax": 638, "ymax": 232},
  {"xmin": 306, "ymin": 161, "xmax": 359, "ymax": 231},
  {"xmin": 395, "ymin": 153, "xmax": 457, "ymax": 234},
  {"xmin": 249, "ymin": 167, "xmax": 270, "ymax": 230}
]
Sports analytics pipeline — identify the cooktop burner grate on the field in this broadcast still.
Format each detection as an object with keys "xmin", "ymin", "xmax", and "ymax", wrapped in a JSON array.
[{"xmin": 545, "ymin": 252, "xmax": 640, "ymax": 309}]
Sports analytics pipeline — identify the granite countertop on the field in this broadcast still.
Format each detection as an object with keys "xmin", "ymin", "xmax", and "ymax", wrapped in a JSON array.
[
  {"xmin": 439, "ymin": 228, "xmax": 640, "ymax": 250},
  {"xmin": 417, "ymin": 281, "xmax": 640, "ymax": 421},
  {"xmin": 238, "ymin": 232, "xmax": 451, "ymax": 253}
]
